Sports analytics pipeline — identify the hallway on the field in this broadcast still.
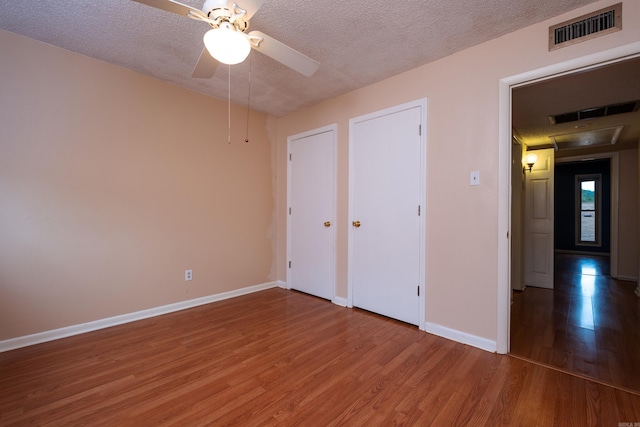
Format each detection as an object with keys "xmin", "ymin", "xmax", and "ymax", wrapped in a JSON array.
[{"xmin": 511, "ymin": 253, "xmax": 640, "ymax": 393}]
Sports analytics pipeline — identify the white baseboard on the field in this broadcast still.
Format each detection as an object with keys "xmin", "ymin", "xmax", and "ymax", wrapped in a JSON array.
[
  {"xmin": 332, "ymin": 296, "xmax": 348, "ymax": 307},
  {"xmin": 276, "ymin": 280, "xmax": 288, "ymax": 289},
  {"xmin": 615, "ymin": 275, "xmax": 638, "ymax": 282},
  {"xmin": 425, "ymin": 322, "xmax": 497, "ymax": 353},
  {"xmin": 0, "ymin": 281, "xmax": 280, "ymax": 353}
]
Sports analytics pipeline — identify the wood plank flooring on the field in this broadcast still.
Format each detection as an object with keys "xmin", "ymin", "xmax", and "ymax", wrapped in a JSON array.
[
  {"xmin": 511, "ymin": 253, "xmax": 640, "ymax": 393},
  {"xmin": 2, "ymin": 287, "xmax": 640, "ymax": 425}
]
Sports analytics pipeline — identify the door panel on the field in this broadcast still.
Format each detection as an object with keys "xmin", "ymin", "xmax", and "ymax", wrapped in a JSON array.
[
  {"xmin": 288, "ymin": 129, "xmax": 335, "ymax": 300},
  {"xmin": 351, "ymin": 106, "xmax": 421, "ymax": 325},
  {"xmin": 524, "ymin": 149, "xmax": 554, "ymax": 289},
  {"xmin": 532, "ymin": 233, "xmax": 550, "ymax": 273},
  {"xmin": 532, "ymin": 180, "xmax": 548, "ymax": 219}
]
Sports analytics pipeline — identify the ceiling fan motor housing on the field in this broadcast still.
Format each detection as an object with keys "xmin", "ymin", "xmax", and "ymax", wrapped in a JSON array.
[
  {"xmin": 202, "ymin": 0, "xmax": 228, "ymax": 13},
  {"xmin": 202, "ymin": 0, "xmax": 249, "ymax": 32}
]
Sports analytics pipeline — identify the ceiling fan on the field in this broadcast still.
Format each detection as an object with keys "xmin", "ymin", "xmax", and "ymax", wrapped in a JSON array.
[{"xmin": 132, "ymin": 0, "xmax": 320, "ymax": 78}]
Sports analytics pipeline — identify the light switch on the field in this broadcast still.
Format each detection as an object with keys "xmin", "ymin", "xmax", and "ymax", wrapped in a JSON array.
[{"xmin": 470, "ymin": 171, "xmax": 480, "ymax": 186}]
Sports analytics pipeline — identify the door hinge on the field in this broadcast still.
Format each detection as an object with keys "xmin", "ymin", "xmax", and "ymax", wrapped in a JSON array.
[
  {"xmin": 417, "ymin": 285, "xmax": 420, "ymax": 296},
  {"xmin": 418, "ymin": 124, "xmax": 422, "ymax": 136},
  {"xmin": 289, "ymin": 207, "xmax": 292, "ymax": 215},
  {"xmin": 418, "ymin": 205, "xmax": 421, "ymax": 216},
  {"xmin": 289, "ymin": 153, "xmax": 292, "ymax": 161},
  {"xmin": 289, "ymin": 261, "xmax": 292, "ymax": 268}
]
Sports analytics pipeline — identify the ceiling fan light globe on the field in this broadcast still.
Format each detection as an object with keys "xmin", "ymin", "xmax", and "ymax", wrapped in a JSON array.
[{"xmin": 203, "ymin": 26, "xmax": 251, "ymax": 65}]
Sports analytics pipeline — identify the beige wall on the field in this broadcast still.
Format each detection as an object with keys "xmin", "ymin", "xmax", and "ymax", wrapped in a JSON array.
[
  {"xmin": 276, "ymin": 0, "xmax": 640, "ymax": 341},
  {"xmin": 0, "ymin": 30, "xmax": 274, "ymax": 340},
  {"xmin": 619, "ymin": 148, "xmax": 639, "ymax": 280}
]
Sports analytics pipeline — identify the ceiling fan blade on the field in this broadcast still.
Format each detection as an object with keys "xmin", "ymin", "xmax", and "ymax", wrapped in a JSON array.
[
  {"xmin": 238, "ymin": 0, "xmax": 266, "ymax": 19},
  {"xmin": 248, "ymin": 31, "xmax": 320, "ymax": 77},
  {"xmin": 191, "ymin": 47, "xmax": 219, "ymax": 78},
  {"xmin": 132, "ymin": 0, "xmax": 202, "ymax": 17}
]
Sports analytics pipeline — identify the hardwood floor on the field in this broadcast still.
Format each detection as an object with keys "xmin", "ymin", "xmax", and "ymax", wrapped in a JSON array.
[
  {"xmin": 511, "ymin": 253, "xmax": 640, "ymax": 394},
  {"xmin": 2, "ymin": 287, "xmax": 640, "ymax": 425}
]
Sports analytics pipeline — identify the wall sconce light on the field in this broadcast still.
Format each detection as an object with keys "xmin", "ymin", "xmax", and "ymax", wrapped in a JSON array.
[{"xmin": 523, "ymin": 154, "xmax": 537, "ymax": 173}]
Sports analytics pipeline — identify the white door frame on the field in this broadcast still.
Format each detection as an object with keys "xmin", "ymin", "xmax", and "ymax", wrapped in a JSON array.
[
  {"xmin": 347, "ymin": 99, "xmax": 427, "ymax": 330},
  {"xmin": 286, "ymin": 124, "xmax": 338, "ymax": 302},
  {"xmin": 497, "ymin": 42, "xmax": 640, "ymax": 354}
]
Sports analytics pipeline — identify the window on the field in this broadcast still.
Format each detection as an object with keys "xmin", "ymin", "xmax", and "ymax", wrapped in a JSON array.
[{"xmin": 575, "ymin": 174, "xmax": 601, "ymax": 246}]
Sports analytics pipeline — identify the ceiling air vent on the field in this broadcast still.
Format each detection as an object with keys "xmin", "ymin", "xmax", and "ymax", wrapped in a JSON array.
[
  {"xmin": 549, "ymin": 126, "xmax": 623, "ymax": 150},
  {"xmin": 549, "ymin": 100, "xmax": 638, "ymax": 125},
  {"xmin": 549, "ymin": 3, "xmax": 622, "ymax": 51}
]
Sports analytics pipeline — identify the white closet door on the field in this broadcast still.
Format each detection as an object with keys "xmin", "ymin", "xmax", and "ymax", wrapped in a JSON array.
[
  {"xmin": 288, "ymin": 128, "xmax": 336, "ymax": 300},
  {"xmin": 351, "ymin": 106, "xmax": 422, "ymax": 325}
]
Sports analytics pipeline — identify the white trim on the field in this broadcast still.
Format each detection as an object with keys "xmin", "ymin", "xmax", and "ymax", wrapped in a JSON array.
[
  {"xmin": 286, "ymin": 124, "xmax": 338, "ymax": 299},
  {"xmin": 0, "ymin": 281, "xmax": 280, "ymax": 353},
  {"xmin": 617, "ymin": 275, "xmax": 639, "ymax": 282},
  {"xmin": 498, "ymin": 41, "xmax": 640, "ymax": 354},
  {"xmin": 276, "ymin": 280, "xmax": 287, "ymax": 289},
  {"xmin": 419, "ymin": 99, "xmax": 428, "ymax": 331},
  {"xmin": 497, "ymin": 78, "xmax": 512, "ymax": 354},
  {"xmin": 425, "ymin": 323, "xmax": 497, "ymax": 353},
  {"xmin": 332, "ymin": 296, "xmax": 348, "ymax": 307},
  {"xmin": 347, "ymin": 99, "xmax": 427, "ymax": 328}
]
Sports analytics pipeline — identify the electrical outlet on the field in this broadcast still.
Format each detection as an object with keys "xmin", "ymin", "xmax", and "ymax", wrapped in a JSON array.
[{"xmin": 185, "ymin": 270, "xmax": 193, "ymax": 281}]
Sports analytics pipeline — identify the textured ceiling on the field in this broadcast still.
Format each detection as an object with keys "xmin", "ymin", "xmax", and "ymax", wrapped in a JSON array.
[{"xmin": 0, "ymin": 0, "xmax": 600, "ymax": 117}]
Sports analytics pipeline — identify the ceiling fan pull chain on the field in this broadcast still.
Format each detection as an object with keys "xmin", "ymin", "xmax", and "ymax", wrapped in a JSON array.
[
  {"xmin": 228, "ymin": 63, "xmax": 232, "ymax": 144},
  {"xmin": 245, "ymin": 55, "xmax": 252, "ymax": 143}
]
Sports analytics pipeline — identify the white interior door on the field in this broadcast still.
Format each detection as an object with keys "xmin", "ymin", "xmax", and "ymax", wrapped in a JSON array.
[
  {"xmin": 350, "ymin": 104, "xmax": 423, "ymax": 325},
  {"xmin": 288, "ymin": 126, "xmax": 336, "ymax": 300},
  {"xmin": 524, "ymin": 148, "xmax": 554, "ymax": 289}
]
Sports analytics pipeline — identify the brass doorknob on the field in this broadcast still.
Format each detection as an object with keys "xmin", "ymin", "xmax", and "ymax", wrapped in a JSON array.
[
  {"xmin": 324, "ymin": 221, "xmax": 331, "ymax": 227},
  {"xmin": 352, "ymin": 220, "xmax": 361, "ymax": 228}
]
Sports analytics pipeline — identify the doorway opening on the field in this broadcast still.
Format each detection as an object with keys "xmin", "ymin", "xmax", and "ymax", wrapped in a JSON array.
[{"xmin": 497, "ymin": 43, "xmax": 640, "ymax": 387}]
